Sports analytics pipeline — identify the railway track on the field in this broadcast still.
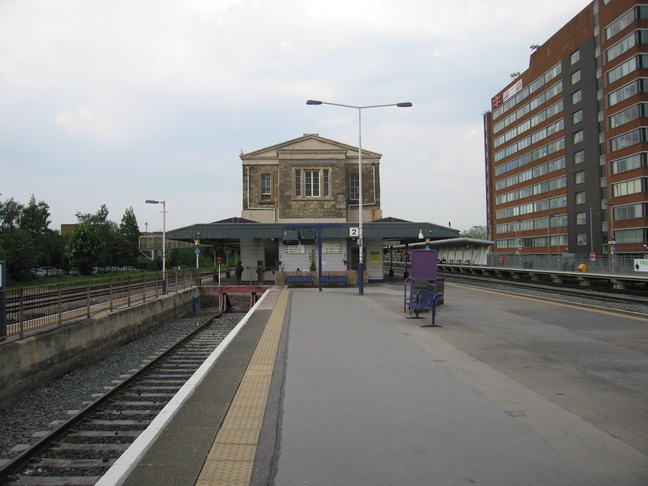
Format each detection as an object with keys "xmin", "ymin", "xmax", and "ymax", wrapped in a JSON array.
[
  {"xmin": 0, "ymin": 311, "xmax": 241, "ymax": 486},
  {"xmin": 440, "ymin": 271, "xmax": 648, "ymax": 312}
]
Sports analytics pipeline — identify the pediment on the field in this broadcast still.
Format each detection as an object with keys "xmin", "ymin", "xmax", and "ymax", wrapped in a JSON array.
[{"xmin": 240, "ymin": 134, "xmax": 381, "ymax": 160}]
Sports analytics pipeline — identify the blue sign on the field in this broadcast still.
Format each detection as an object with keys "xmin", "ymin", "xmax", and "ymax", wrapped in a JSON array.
[{"xmin": 195, "ymin": 248, "xmax": 201, "ymax": 255}]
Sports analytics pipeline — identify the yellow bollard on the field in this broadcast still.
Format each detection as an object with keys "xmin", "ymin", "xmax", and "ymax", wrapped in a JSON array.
[{"xmin": 577, "ymin": 263, "xmax": 587, "ymax": 272}]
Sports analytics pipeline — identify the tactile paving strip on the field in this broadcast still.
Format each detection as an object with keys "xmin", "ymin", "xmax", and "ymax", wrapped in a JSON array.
[{"xmin": 195, "ymin": 289, "xmax": 288, "ymax": 486}]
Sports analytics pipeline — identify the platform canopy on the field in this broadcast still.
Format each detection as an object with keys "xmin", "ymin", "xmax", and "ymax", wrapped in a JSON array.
[{"xmin": 165, "ymin": 216, "xmax": 459, "ymax": 245}]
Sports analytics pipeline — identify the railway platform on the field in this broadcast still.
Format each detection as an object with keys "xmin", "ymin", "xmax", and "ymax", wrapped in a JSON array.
[{"xmin": 98, "ymin": 281, "xmax": 648, "ymax": 486}]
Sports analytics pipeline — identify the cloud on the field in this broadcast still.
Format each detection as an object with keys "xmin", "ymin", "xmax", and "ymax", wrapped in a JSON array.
[{"xmin": 0, "ymin": 0, "xmax": 591, "ymax": 232}]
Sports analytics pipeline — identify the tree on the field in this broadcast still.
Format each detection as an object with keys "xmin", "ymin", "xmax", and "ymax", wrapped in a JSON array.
[
  {"xmin": 118, "ymin": 207, "xmax": 140, "ymax": 266},
  {"xmin": 460, "ymin": 225, "xmax": 488, "ymax": 240},
  {"xmin": 0, "ymin": 198, "xmax": 24, "ymax": 233},
  {"xmin": 20, "ymin": 196, "xmax": 65, "ymax": 268},
  {"xmin": 2, "ymin": 229, "xmax": 38, "ymax": 281},
  {"xmin": 20, "ymin": 195, "xmax": 51, "ymax": 235},
  {"xmin": 65, "ymin": 224, "xmax": 103, "ymax": 275},
  {"xmin": 75, "ymin": 205, "xmax": 118, "ymax": 267}
]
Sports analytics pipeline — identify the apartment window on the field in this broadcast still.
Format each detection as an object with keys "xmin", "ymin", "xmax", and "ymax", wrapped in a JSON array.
[
  {"xmin": 572, "ymin": 90, "xmax": 582, "ymax": 104},
  {"xmin": 576, "ymin": 192, "xmax": 586, "ymax": 204},
  {"xmin": 614, "ymin": 203, "xmax": 646, "ymax": 220},
  {"xmin": 570, "ymin": 50, "xmax": 580, "ymax": 65},
  {"xmin": 573, "ymin": 110, "xmax": 583, "ymax": 124},
  {"xmin": 261, "ymin": 174, "xmax": 271, "ymax": 200},
  {"xmin": 612, "ymin": 177, "xmax": 646, "ymax": 196},
  {"xmin": 573, "ymin": 130, "xmax": 584, "ymax": 144},
  {"xmin": 609, "ymin": 128, "xmax": 645, "ymax": 152},
  {"xmin": 571, "ymin": 70, "xmax": 581, "ymax": 85},
  {"xmin": 576, "ymin": 212, "xmax": 587, "ymax": 225},
  {"xmin": 607, "ymin": 79, "xmax": 648, "ymax": 107},
  {"xmin": 574, "ymin": 150, "xmax": 585, "ymax": 164},
  {"xmin": 609, "ymin": 103, "xmax": 642, "ymax": 129},
  {"xmin": 575, "ymin": 171, "xmax": 585, "ymax": 184},
  {"xmin": 349, "ymin": 173, "xmax": 359, "ymax": 200},
  {"xmin": 576, "ymin": 233, "xmax": 588, "ymax": 245},
  {"xmin": 611, "ymin": 152, "xmax": 647, "ymax": 174}
]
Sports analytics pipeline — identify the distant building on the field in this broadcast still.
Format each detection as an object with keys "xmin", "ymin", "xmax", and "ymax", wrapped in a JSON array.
[{"xmin": 484, "ymin": 0, "xmax": 648, "ymax": 258}]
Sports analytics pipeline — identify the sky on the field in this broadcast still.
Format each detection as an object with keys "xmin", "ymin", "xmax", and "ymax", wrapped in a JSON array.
[{"xmin": 1, "ymin": 0, "xmax": 591, "ymax": 234}]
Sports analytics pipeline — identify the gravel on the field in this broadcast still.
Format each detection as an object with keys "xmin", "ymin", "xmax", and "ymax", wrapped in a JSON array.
[{"xmin": 0, "ymin": 310, "xmax": 243, "ymax": 461}]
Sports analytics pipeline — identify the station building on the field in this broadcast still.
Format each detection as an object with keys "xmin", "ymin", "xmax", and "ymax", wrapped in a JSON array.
[
  {"xmin": 167, "ymin": 134, "xmax": 458, "ymax": 283},
  {"xmin": 484, "ymin": 0, "xmax": 648, "ymax": 259}
]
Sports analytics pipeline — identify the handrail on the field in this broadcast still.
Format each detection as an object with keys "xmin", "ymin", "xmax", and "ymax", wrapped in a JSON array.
[{"xmin": 0, "ymin": 269, "xmax": 214, "ymax": 341}]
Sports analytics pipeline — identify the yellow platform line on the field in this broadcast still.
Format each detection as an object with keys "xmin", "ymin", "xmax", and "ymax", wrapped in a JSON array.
[{"xmin": 196, "ymin": 289, "xmax": 288, "ymax": 486}]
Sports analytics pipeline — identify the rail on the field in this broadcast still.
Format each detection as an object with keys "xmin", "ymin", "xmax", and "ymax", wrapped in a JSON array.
[{"xmin": 0, "ymin": 269, "xmax": 214, "ymax": 341}]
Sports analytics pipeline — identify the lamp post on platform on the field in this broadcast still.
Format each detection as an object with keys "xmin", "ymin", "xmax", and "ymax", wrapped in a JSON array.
[
  {"xmin": 306, "ymin": 100, "xmax": 412, "ymax": 294},
  {"xmin": 146, "ymin": 199, "xmax": 166, "ymax": 293}
]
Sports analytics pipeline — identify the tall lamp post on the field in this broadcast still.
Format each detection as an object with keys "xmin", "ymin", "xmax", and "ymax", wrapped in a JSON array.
[
  {"xmin": 306, "ymin": 100, "xmax": 412, "ymax": 294},
  {"xmin": 145, "ymin": 199, "xmax": 166, "ymax": 293},
  {"xmin": 606, "ymin": 202, "xmax": 615, "ymax": 273}
]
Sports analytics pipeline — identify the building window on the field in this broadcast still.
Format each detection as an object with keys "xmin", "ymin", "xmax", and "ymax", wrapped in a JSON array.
[
  {"xmin": 573, "ymin": 110, "xmax": 583, "ymax": 124},
  {"xmin": 576, "ymin": 212, "xmax": 587, "ymax": 225},
  {"xmin": 577, "ymin": 233, "xmax": 588, "ymax": 245},
  {"xmin": 261, "ymin": 174, "xmax": 271, "ymax": 200},
  {"xmin": 571, "ymin": 70, "xmax": 581, "ymax": 85},
  {"xmin": 609, "ymin": 128, "xmax": 646, "ymax": 152},
  {"xmin": 570, "ymin": 50, "xmax": 580, "ymax": 65},
  {"xmin": 323, "ymin": 169, "xmax": 330, "ymax": 197},
  {"xmin": 576, "ymin": 191, "xmax": 586, "ymax": 204},
  {"xmin": 572, "ymin": 90, "xmax": 582, "ymax": 104},
  {"xmin": 575, "ymin": 171, "xmax": 585, "ymax": 184},
  {"xmin": 609, "ymin": 103, "xmax": 642, "ymax": 129},
  {"xmin": 295, "ymin": 169, "xmax": 301, "ymax": 197},
  {"xmin": 612, "ymin": 177, "xmax": 646, "ymax": 196},
  {"xmin": 349, "ymin": 173, "xmax": 359, "ymax": 200},
  {"xmin": 305, "ymin": 170, "xmax": 320, "ymax": 197},
  {"xmin": 574, "ymin": 150, "xmax": 585, "ymax": 164},
  {"xmin": 611, "ymin": 152, "xmax": 647, "ymax": 174},
  {"xmin": 573, "ymin": 130, "xmax": 584, "ymax": 144},
  {"xmin": 614, "ymin": 202, "xmax": 646, "ymax": 220},
  {"xmin": 294, "ymin": 168, "xmax": 330, "ymax": 198}
]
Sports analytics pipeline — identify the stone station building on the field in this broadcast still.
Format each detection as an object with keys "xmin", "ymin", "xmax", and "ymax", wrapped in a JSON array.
[{"xmin": 167, "ymin": 134, "xmax": 458, "ymax": 284}]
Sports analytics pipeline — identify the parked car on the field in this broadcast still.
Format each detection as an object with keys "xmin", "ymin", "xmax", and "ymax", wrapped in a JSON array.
[{"xmin": 32, "ymin": 266, "xmax": 62, "ymax": 277}]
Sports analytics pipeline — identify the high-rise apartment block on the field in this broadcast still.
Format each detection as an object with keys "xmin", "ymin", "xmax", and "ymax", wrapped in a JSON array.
[{"xmin": 484, "ymin": 0, "xmax": 648, "ymax": 258}]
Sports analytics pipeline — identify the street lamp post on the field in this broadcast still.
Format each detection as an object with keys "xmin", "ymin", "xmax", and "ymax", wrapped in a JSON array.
[
  {"xmin": 606, "ymin": 202, "xmax": 615, "ymax": 273},
  {"xmin": 145, "ymin": 199, "xmax": 166, "ymax": 293},
  {"xmin": 307, "ymin": 100, "xmax": 412, "ymax": 295}
]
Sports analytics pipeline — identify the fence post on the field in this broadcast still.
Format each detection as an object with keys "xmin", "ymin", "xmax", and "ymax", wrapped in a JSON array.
[
  {"xmin": 57, "ymin": 284, "xmax": 62, "ymax": 326},
  {"xmin": 86, "ymin": 281, "xmax": 91, "ymax": 319},
  {"xmin": 19, "ymin": 288, "xmax": 25, "ymax": 339}
]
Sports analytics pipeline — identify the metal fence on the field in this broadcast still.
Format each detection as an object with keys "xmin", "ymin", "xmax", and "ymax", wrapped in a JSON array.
[
  {"xmin": 1, "ymin": 269, "xmax": 208, "ymax": 341},
  {"xmin": 486, "ymin": 253, "xmax": 645, "ymax": 275}
]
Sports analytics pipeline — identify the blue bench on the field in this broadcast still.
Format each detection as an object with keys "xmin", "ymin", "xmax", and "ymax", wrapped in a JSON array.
[
  {"xmin": 320, "ymin": 275, "xmax": 348, "ymax": 286},
  {"xmin": 285, "ymin": 275, "xmax": 314, "ymax": 286},
  {"xmin": 405, "ymin": 289, "xmax": 443, "ymax": 327}
]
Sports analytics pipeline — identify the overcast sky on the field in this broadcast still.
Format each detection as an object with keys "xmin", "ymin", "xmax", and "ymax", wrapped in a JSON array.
[{"xmin": 1, "ymin": 0, "xmax": 591, "ymax": 234}]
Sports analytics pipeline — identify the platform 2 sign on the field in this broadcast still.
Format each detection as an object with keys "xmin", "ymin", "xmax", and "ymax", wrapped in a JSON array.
[
  {"xmin": 634, "ymin": 259, "xmax": 648, "ymax": 272},
  {"xmin": 0, "ymin": 261, "xmax": 5, "ymax": 341}
]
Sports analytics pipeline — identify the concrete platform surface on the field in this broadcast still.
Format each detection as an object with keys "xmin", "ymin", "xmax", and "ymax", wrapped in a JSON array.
[
  {"xmin": 271, "ymin": 286, "xmax": 647, "ymax": 485},
  {"xmin": 104, "ymin": 282, "xmax": 648, "ymax": 486}
]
